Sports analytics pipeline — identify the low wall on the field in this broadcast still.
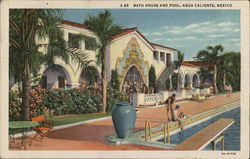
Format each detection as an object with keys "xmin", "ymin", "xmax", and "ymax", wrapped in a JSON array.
[{"xmin": 132, "ymin": 88, "xmax": 210, "ymax": 107}]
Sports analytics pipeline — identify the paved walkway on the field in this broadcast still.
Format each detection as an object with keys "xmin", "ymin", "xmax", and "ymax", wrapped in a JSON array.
[{"xmin": 14, "ymin": 92, "xmax": 240, "ymax": 150}]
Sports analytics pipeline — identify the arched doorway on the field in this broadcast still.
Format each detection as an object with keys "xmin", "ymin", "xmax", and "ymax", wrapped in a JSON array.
[
  {"xmin": 192, "ymin": 74, "xmax": 200, "ymax": 88},
  {"xmin": 124, "ymin": 66, "xmax": 143, "ymax": 85},
  {"xmin": 184, "ymin": 73, "xmax": 191, "ymax": 88},
  {"xmin": 42, "ymin": 65, "xmax": 71, "ymax": 89}
]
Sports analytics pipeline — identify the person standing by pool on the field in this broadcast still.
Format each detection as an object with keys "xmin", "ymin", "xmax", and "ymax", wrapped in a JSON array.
[
  {"xmin": 173, "ymin": 105, "xmax": 185, "ymax": 130},
  {"xmin": 165, "ymin": 94, "xmax": 176, "ymax": 121}
]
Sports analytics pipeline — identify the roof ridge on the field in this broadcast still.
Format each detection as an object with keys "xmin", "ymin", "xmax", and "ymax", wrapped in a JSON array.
[
  {"xmin": 60, "ymin": 19, "xmax": 87, "ymax": 29},
  {"xmin": 123, "ymin": 27, "xmax": 137, "ymax": 30},
  {"xmin": 151, "ymin": 42, "xmax": 177, "ymax": 51}
]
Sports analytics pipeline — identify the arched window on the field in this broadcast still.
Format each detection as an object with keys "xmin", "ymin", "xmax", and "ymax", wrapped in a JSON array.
[
  {"xmin": 124, "ymin": 66, "xmax": 143, "ymax": 84},
  {"xmin": 184, "ymin": 73, "xmax": 191, "ymax": 88},
  {"xmin": 192, "ymin": 74, "xmax": 200, "ymax": 88}
]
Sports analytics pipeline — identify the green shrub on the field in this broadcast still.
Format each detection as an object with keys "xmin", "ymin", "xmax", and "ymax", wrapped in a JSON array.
[
  {"xmin": 165, "ymin": 78, "xmax": 171, "ymax": 90},
  {"xmin": 9, "ymin": 90, "xmax": 22, "ymax": 121},
  {"xmin": 106, "ymin": 84, "xmax": 129, "ymax": 112},
  {"xmin": 9, "ymin": 84, "xmax": 129, "ymax": 120},
  {"xmin": 171, "ymin": 73, "xmax": 178, "ymax": 90},
  {"xmin": 149, "ymin": 65, "xmax": 156, "ymax": 90},
  {"xmin": 42, "ymin": 86, "xmax": 103, "ymax": 115},
  {"xmin": 110, "ymin": 69, "xmax": 120, "ymax": 90}
]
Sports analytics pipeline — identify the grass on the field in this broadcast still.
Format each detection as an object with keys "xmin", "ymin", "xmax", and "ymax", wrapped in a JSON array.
[
  {"xmin": 9, "ymin": 113, "xmax": 111, "ymax": 135},
  {"xmin": 52, "ymin": 113, "xmax": 111, "ymax": 126}
]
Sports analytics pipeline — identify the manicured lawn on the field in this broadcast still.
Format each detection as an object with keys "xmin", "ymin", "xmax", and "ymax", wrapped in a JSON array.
[{"xmin": 53, "ymin": 113, "xmax": 111, "ymax": 126}]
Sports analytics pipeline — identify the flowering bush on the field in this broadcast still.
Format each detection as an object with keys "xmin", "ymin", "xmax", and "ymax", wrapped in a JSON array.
[
  {"xmin": 9, "ymin": 84, "xmax": 129, "ymax": 119},
  {"xmin": 9, "ymin": 90, "xmax": 22, "ymax": 121},
  {"xmin": 30, "ymin": 87, "xmax": 45, "ymax": 117},
  {"xmin": 186, "ymin": 87, "xmax": 192, "ymax": 90},
  {"xmin": 106, "ymin": 85, "xmax": 129, "ymax": 112},
  {"xmin": 199, "ymin": 83, "xmax": 210, "ymax": 89},
  {"xmin": 192, "ymin": 93, "xmax": 200, "ymax": 100}
]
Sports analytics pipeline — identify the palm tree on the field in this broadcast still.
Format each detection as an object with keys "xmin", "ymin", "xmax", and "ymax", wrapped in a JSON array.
[
  {"xmin": 217, "ymin": 52, "xmax": 240, "ymax": 91},
  {"xmin": 9, "ymin": 9, "xmax": 90, "ymax": 120},
  {"xmin": 195, "ymin": 45, "xmax": 224, "ymax": 94},
  {"xmin": 84, "ymin": 10, "xmax": 122, "ymax": 113},
  {"xmin": 80, "ymin": 66, "xmax": 99, "ymax": 85},
  {"xmin": 198, "ymin": 66, "xmax": 210, "ymax": 84}
]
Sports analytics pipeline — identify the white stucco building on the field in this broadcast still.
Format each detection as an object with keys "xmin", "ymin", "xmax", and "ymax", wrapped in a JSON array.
[{"xmin": 27, "ymin": 20, "xmax": 208, "ymax": 91}]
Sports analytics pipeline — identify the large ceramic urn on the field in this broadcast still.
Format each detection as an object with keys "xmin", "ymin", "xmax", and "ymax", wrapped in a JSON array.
[{"xmin": 111, "ymin": 101, "xmax": 136, "ymax": 139}]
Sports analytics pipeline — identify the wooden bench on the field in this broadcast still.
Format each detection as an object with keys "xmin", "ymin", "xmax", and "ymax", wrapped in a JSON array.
[{"xmin": 174, "ymin": 118, "xmax": 234, "ymax": 150}]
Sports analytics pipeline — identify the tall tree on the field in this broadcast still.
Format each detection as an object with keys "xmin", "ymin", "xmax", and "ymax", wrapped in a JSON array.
[
  {"xmin": 110, "ymin": 69, "xmax": 120, "ymax": 90},
  {"xmin": 149, "ymin": 65, "xmax": 156, "ymax": 91},
  {"xmin": 176, "ymin": 51, "xmax": 184, "ymax": 90},
  {"xmin": 195, "ymin": 45, "xmax": 224, "ymax": 94},
  {"xmin": 80, "ymin": 66, "xmax": 99, "ymax": 85},
  {"xmin": 198, "ymin": 66, "xmax": 210, "ymax": 84},
  {"xmin": 217, "ymin": 52, "xmax": 240, "ymax": 91},
  {"xmin": 9, "ymin": 9, "xmax": 90, "ymax": 120},
  {"xmin": 84, "ymin": 10, "xmax": 122, "ymax": 113}
]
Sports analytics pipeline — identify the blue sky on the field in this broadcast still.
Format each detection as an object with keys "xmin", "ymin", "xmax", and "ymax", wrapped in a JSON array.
[{"xmin": 63, "ymin": 9, "xmax": 240, "ymax": 61}]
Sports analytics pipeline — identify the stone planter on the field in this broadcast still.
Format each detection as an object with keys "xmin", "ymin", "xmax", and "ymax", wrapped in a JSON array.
[{"xmin": 111, "ymin": 101, "xmax": 136, "ymax": 139}]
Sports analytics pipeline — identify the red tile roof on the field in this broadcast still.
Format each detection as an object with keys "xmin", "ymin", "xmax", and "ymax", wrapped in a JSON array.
[
  {"xmin": 111, "ymin": 28, "xmax": 137, "ymax": 40},
  {"xmin": 182, "ymin": 62, "xmax": 198, "ymax": 67},
  {"xmin": 60, "ymin": 20, "xmax": 177, "ymax": 51},
  {"xmin": 150, "ymin": 42, "xmax": 177, "ymax": 51},
  {"xmin": 111, "ymin": 28, "xmax": 154, "ymax": 49},
  {"xmin": 182, "ymin": 61, "xmax": 215, "ymax": 67},
  {"xmin": 60, "ymin": 20, "xmax": 87, "ymax": 29}
]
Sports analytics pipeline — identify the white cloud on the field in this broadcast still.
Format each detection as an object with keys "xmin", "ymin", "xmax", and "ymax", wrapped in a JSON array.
[
  {"xmin": 208, "ymin": 34, "xmax": 226, "ymax": 38},
  {"xmin": 167, "ymin": 21, "xmax": 239, "ymax": 34},
  {"xmin": 153, "ymin": 38, "xmax": 164, "ymax": 41},
  {"xmin": 151, "ymin": 32, "xmax": 163, "ymax": 36},
  {"xmin": 233, "ymin": 43, "xmax": 240, "ymax": 46},
  {"xmin": 220, "ymin": 28, "xmax": 234, "ymax": 32},
  {"xmin": 185, "ymin": 23, "xmax": 200, "ymax": 29},
  {"xmin": 200, "ymin": 21, "xmax": 213, "ymax": 25},
  {"xmin": 233, "ymin": 29, "xmax": 240, "ymax": 32},
  {"xmin": 145, "ymin": 21, "xmax": 238, "ymax": 37},
  {"xmin": 162, "ymin": 26, "xmax": 169, "ymax": 29},
  {"xmin": 183, "ymin": 36, "xmax": 200, "ymax": 40},
  {"xmin": 166, "ymin": 38, "xmax": 179, "ymax": 41},
  {"xmin": 228, "ymin": 39, "xmax": 240, "ymax": 42},
  {"xmin": 156, "ymin": 36, "xmax": 200, "ymax": 42},
  {"xmin": 167, "ymin": 23, "xmax": 200, "ymax": 34},
  {"xmin": 216, "ymin": 21, "xmax": 235, "ymax": 26}
]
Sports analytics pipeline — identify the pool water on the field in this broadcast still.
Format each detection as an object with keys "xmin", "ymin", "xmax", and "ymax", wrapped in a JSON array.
[{"xmin": 157, "ymin": 106, "xmax": 240, "ymax": 150}]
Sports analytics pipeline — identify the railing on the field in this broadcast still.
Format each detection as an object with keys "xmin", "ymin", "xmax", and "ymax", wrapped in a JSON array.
[
  {"xmin": 169, "ymin": 90, "xmax": 182, "ymax": 97},
  {"xmin": 145, "ymin": 121, "xmax": 152, "ymax": 141},
  {"xmin": 143, "ymin": 93, "xmax": 163, "ymax": 104},
  {"xmin": 156, "ymin": 62, "xmax": 176, "ymax": 90},
  {"xmin": 145, "ymin": 121, "xmax": 171, "ymax": 144},
  {"xmin": 213, "ymin": 136, "xmax": 225, "ymax": 151},
  {"xmin": 164, "ymin": 123, "xmax": 170, "ymax": 144},
  {"xmin": 186, "ymin": 89, "xmax": 196, "ymax": 96},
  {"xmin": 132, "ymin": 88, "xmax": 211, "ymax": 107}
]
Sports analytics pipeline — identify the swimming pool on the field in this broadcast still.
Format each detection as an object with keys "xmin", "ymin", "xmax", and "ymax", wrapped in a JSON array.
[{"xmin": 157, "ymin": 106, "xmax": 240, "ymax": 150}]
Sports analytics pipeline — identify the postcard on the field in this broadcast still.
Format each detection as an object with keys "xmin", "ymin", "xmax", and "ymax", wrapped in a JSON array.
[{"xmin": 0, "ymin": 0, "xmax": 249, "ymax": 158}]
